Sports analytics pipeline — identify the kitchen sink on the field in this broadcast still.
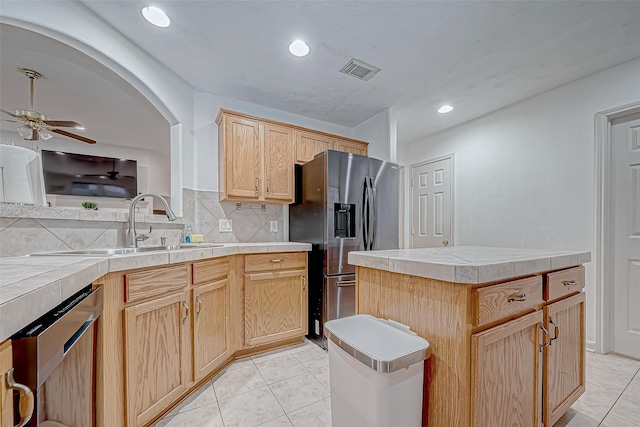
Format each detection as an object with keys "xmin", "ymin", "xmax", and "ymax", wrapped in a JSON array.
[{"xmin": 30, "ymin": 243, "xmax": 224, "ymax": 257}]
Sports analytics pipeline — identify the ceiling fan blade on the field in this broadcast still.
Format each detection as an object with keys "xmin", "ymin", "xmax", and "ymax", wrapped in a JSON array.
[
  {"xmin": 43, "ymin": 120, "xmax": 83, "ymax": 128},
  {"xmin": 1, "ymin": 119, "xmax": 19, "ymax": 123},
  {"xmin": 51, "ymin": 128, "xmax": 96, "ymax": 144},
  {"xmin": 1, "ymin": 108, "xmax": 19, "ymax": 118}
]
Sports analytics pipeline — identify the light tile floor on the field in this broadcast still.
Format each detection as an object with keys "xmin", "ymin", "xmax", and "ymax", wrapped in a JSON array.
[{"xmin": 156, "ymin": 341, "xmax": 640, "ymax": 427}]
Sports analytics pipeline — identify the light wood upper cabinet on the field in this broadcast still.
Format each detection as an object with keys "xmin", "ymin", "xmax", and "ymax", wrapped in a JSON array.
[
  {"xmin": 543, "ymin": 292, "xmax": 585, "ymax": 427},
  {"xmin": 221, "ymin": 115, "xmax": 262, "ymax": 199},
  {"xmin": 193, "ymin": 278, "xmax": 229, "ymax": 382},
  {"xmin": 217, "ymin": 109, "xmax": 369, "ymax": 203},
  {"xmin": 471, "ymin": 310, "xmax": 542, "ymax": 427},
  {"xmin": 295, "ymin": 131, "xmax": 333, "ymax": 164},
  {"xmin": 124, "ymin": 291, "xmax": 190, "ymax": 427},
  {"xmin": 264, "ymin": 123, "xmax": 295, "ymax": 202},
  {"xmin": 333, "ymin": 138, "xmax": 368, "ymax": 156}
]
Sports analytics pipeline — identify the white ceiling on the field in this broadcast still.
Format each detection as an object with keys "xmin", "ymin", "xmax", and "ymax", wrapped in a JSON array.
[
  {"xmin": 0, "ymin": 24, "xmax": 169, "ymax": 153},
  {"xmin": 2, "ymin": 1, "xmax": 640, "ymax": 150}
]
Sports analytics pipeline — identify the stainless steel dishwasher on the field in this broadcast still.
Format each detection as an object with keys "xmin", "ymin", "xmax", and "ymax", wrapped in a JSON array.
[{"xmin": 11, "ymin": 284, "xmax": 103, "ymax": 427}]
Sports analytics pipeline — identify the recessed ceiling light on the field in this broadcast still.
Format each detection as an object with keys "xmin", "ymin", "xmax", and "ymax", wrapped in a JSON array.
[
  {"xmin": 288, "ymin": 40, "xmax": 310, "ymax": 57},
  {"xmin": 141, "ymin": 6, "xmax": 170, "ymax": 28},
  {"xmin": 438, "ymin": 105, "xmax": 454, "ymax": 114}
]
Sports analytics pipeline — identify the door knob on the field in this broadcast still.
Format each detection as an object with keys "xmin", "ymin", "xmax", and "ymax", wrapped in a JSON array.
[{"xmin": 442, "ymin": 239, "xmax": 449, "ymax": 246}]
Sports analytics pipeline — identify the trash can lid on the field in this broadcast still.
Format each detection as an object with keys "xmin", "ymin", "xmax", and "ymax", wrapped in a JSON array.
[{"xmin": 324, "ymin": 314, "xmax": 430, "ymax": 373}]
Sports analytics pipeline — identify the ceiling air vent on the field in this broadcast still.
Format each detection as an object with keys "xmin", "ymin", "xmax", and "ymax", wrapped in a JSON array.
[{"xmin": 339, "ymin": 58, "xmax": 381, "ymax": 81}]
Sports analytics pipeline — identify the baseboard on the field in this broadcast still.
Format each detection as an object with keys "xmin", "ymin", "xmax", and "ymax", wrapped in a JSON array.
[{"xmin": 586, "ymin": 340, "xmax": 597, "ymax": 353}]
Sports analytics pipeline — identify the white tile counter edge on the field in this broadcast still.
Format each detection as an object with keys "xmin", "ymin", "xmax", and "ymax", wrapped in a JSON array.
[
  {"xmin": 0, "ymin": 242, "xmax": 311, "ymax": 341},
  {"xmin": 349, "ymin": 246, "xmax": 591, "ymax": 284}
]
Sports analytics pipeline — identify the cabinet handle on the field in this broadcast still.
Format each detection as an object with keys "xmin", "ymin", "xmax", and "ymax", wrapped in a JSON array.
[
  {"xmin": 255, "ymin": 177, "xmax": 259, "ymax": 193},
  {"xmin": 196, "ymin": 295, "xmax": 202, "ymax": 318},
  {"xmin": 6, "ymin": 368, "xmax": 34, "ymax": 427},
  {"xmin": 508, "ymin": 293, "xmax": 527, "ymax": 302},
  {"xmin": 562, "ymin": 280, "xmax": 578, "ymax": 287},
  {"xmin": 302, "ymin": 276, "xmax": 306, "ymax": 293},
  {"xmin": 269, "ymin": 259, "xmax": 283, "ymax": 263},
  {"xmin": 182, "ymin": 300, "xmax": 189, "ymax": 324},
  {"xmin": 549, "ymin": 316, "xmax": 560, "ymax": 344},
  {"xmin": 539, "ymin": 322, "xmax": 550, "ymax": 351},
  {"xmin": 267, "ymin": 178, "xmax": 270, "ymax": 193}
]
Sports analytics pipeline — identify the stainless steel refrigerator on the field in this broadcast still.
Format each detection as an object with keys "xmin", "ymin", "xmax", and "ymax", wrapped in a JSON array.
[{"xmin": 290, "ymin": 150, "xmax": 399, "ymax": 347}]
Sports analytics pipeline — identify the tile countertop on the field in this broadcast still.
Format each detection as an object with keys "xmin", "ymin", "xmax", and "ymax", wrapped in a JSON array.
[
  {"xmin": 348, "ymin": 246, "xmax": 591, "ymax": 284},
  {"xmin": 0, "ymin": 242, "xmax": 311, "ymax": 342}
]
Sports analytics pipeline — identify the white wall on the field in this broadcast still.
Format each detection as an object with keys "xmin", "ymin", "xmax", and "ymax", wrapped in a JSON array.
[
  {"xmin": 399, "ymin": 57, "xmax": 640, "ymax": 348},
  {"xmin": 352, "ymin": 109, "xmax": 392, "ymax": 161},
  {"xmin": 193, "ymin": 92, "xmax": 356, "ymax": 191},
  {"xmin": 1, "ymin": 1, "xmax": 194, "ymax": 214}
]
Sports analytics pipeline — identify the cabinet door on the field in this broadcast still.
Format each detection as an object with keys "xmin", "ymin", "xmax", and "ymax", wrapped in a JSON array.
[
  {"xmin": 0, "ymin": 340, "xmax": 12, "ymax": 427},
  {"xmin": 333, "ymin": 138, "xmax": 368, "ymax": 156},
  {"xmin": 124, "ymin": 291, "xmax": 189, "ymax": 427},
  {"xmin": 264, "ymin": 123, "xmax": 295, "ymax": 202},
  {"xmin": 295, "ymin": 131, "xmax": 332, "ymax": 164},
  {"xmin": 471, "ymin": 310, "xmax": 543, "ymax": 427},
  {"xmin": 193, "ymin": 278, "xmax": 229, "ymax": 381},
  {"xmin": 224, "ymin": 115, "xmax": 262, "ymax": 199},
  {"xmin": 245, "ymin": 270, "xmax": 307, "ymax": 347},
  {"xmin": 543, "ymin": 293, "xmax": 585, "ymax": 427}
]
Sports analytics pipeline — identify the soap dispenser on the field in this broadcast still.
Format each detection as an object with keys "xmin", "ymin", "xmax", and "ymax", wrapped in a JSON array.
[{"xmin": 184, "ymin": 224, "xmax": 192, "ymax": 243}]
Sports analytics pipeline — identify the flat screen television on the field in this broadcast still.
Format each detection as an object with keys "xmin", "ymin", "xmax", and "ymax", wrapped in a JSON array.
[{"xmin": 41, "ymin": 150, "xmax": 137, "ymax": 199}]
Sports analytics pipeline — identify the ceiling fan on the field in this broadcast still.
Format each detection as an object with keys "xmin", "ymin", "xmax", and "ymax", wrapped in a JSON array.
[
  {"xmin": 1, "ymin": 68, "xmax": 96, "ymax": 144},
  {"xmin": 84, "ymin": 158, "xmax": 135, "ymax": 181}
]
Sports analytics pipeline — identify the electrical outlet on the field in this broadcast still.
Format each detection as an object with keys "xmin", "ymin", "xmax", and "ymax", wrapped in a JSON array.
[
  {"xmin": 270, "ymin": 221, "xmax": 278, "ymax": 233},
  {"xmin": 219, "ymin": 218, "xmax": 233, "ymax": 232}
]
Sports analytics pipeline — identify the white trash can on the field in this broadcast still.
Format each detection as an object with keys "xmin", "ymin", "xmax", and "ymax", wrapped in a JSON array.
[{"xmin": 324, "ymin": 314, "xmax": 431, "ymax": 427}]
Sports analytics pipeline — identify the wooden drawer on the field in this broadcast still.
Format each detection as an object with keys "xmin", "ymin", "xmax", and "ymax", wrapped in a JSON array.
[
  {"xmin": 244, "ymin": 252, "xmax": 306, "ymax": 273},
  {"xmin": 472, "ymin": 276, "xmax": 543, "ymax": 326},
  {"xmin": 193, "ymin": 257, "xmax": 229, "ymax": 285},
  {"xmin": 545, "ymin": 266, "xmax": 585, "ymax": 301},
  {"xmin": 125, "ymin": 265, "xmax": 188, "ymax": 303}
]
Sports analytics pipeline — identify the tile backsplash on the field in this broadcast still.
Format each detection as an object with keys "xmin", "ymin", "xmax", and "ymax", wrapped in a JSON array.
[
  {"xmin": 0, "ymin": 189, "xmax": 284, "ymax": 257},
  {"xmin": 183, "ymin": 188, "xmax": 284, "ymax": 243}
]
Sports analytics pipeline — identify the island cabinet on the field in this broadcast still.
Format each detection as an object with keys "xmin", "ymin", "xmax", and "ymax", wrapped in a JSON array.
[
  {"xmin": 356, "ymin": 263, "xmax": 586, "ymax": 427},
  {"xmin": 95, "ymin": 251, "xmax": 308, "ymax": 427}
]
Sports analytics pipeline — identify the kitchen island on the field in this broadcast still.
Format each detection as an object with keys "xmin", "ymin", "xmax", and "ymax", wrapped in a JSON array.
[{"xmin": 348, "ymin": 246, "xmax": 591, "ymax": 427}]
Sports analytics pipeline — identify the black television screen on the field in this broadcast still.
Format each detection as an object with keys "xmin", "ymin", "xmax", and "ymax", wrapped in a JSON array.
[{"xmin": 41, "ymin": 150, "xmax": 137, "ymax": 199}]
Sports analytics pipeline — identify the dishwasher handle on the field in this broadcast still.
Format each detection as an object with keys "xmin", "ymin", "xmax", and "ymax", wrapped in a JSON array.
[{"xmin": 6, "ymin": 367, "xmax": 34, "ymax": 427}]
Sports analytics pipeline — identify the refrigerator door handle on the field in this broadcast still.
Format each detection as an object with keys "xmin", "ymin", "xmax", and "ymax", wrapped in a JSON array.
[
  {"xmin": 362, "ymin": 178, "xmax": 369, "ymax": 250},
  {"xmin": 369, "ymin": 178, "xmax": 376, "ymax": 249}
]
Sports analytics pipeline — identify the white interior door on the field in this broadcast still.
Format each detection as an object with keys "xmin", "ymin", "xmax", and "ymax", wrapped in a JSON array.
[
  {"xmin": 410, "ymin": 156, "xmax": 453, "ymax": 248},
  {"xmin": 612, "ymin": 112, "xmax": 640, "ymax": 358}
]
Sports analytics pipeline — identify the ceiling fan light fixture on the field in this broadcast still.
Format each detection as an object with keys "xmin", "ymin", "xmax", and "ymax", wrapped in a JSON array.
[
  {"xmin": 16, "ymin": 125, "xmax": 32, "ymax": 139},
  {"xmin": 438, "ymin": 105, "xmax": 454, "ymax": 114},
  {"xmin": 141, "ymin": 6, "xmax": 171, "ymax": 28},
  {"xmin": 39, "ymin": 129, "xmax": 53, "ymax": 140}
]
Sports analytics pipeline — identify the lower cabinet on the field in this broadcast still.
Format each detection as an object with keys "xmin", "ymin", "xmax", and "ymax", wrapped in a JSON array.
[
  {"xmin": 1, "ymin": 340, "xmax": 13, "ymax": 427},
  {"xmin": 193, "ymin": 278, "xmax": 229, "ymax": 381},
  {"xmin": 543, "ymin": 292, "xmax": 585, "ymax": 426},
  {"xmin": 124, "ymin": 291, "xmax": 190, "ymax": 427},
  {"xmin": 471, "ymin": 311, "xmax": 542, "ymax": 427},
  {"xmin": 245, "ymin": 269, "xmax": 307, "ymax": 347}
]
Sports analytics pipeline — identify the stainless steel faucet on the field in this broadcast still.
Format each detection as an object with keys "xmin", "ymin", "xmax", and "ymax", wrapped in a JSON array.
[{"xmin": 128, "ymin": 193, "xmax": 177, "ymax": 248}]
